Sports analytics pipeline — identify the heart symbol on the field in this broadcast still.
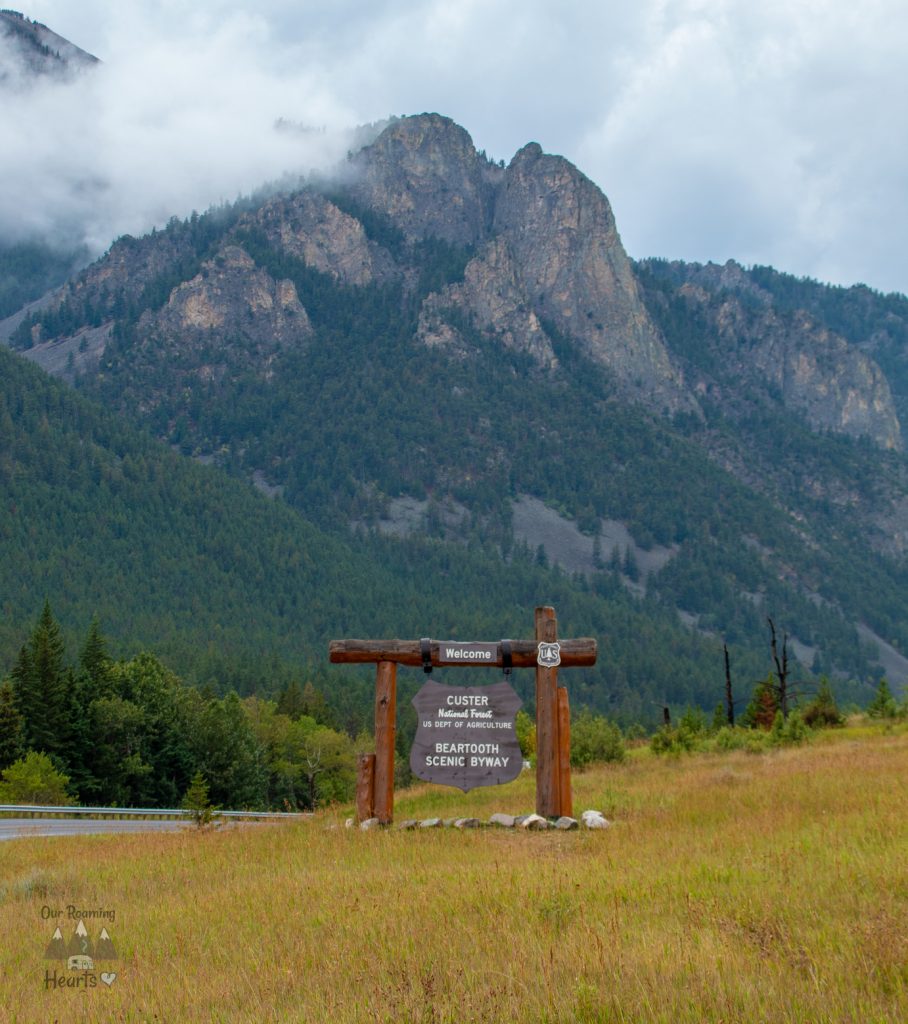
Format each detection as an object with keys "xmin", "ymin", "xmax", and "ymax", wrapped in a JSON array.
[{"xmin": 100, "ymin": 972, "xmax": 117, "ymax": 986}]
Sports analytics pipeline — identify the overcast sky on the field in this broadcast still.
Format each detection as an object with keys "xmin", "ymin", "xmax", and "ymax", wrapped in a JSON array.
[{"xmin": 5, "ymin": 0, "xmax": 907, "ymax": 294}]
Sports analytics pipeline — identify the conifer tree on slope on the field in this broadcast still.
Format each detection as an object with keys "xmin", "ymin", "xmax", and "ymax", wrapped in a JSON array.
[
  {"xmin": 0, "ymin": 681, "xmax": 25, "ymax": 770},
  {"xmin": 10, "ymin": 601, "xmax": 72, "ymax": 759}
]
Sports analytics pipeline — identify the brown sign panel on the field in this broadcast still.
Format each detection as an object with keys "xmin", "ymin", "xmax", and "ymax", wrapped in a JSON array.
[
  {"xmin": 436, "ymin": 641, "xmax": 500, "ymax": 665},
  {"xmin": 410, "ymin": 680, "xmax": 523, "ymax": 792}
]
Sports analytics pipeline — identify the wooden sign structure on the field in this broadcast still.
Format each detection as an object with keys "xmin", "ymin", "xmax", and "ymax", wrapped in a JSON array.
[{"xmin": 329, "ymin": 606, "xmax": 597, "ymax": 823}]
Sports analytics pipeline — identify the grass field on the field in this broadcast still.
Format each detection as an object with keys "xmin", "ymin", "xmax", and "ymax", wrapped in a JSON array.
[{"xmin": 1, "ymin": 724, "xmax": 906, "ymax": 1023}]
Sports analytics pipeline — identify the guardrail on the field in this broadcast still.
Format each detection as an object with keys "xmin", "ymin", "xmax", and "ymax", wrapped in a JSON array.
[{"xmin": 0, "ymin": 804, "xmax": 311, "ymax": 820}]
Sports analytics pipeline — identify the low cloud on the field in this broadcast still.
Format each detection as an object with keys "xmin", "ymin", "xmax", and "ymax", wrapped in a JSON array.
[
  {"xmin": 4, "ymin": 1, "xmax": 908, "ymax": 294},
  {"xmin": 1, "ymin": 4, "xmax": 356, "ymax": 254}
]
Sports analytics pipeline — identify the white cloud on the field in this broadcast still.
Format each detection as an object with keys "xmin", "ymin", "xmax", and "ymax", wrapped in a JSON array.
[
  {"xmin": 5, "ymin": 0, "xmax": 908, "ymax": 294},
  {"xmin": 1, "ymin": 3, "xmax": 356, "ymax": 251},
  {"xmin": 575, "ymin": 0, "xmax": 908, "ymax": 291}
]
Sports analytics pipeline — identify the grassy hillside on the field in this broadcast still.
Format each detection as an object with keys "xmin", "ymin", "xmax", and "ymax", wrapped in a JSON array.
[{"xmin": 2, "ymin": 724, "xmax": 905, "ymax": 1022}]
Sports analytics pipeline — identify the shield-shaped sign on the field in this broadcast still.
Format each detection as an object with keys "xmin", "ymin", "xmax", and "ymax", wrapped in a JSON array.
[
  {"xmin": 410, "ymin": 679, "xmax": 523, "ymax": 792},
  {"xmin": 537, "ymin": 642, "xmax": 561, "ymax": 668}
]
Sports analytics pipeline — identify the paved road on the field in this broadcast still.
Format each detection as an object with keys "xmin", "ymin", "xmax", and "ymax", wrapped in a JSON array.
[{"xmin": 0, "ymin": 818, "xmax": 193, "ymax": 840}]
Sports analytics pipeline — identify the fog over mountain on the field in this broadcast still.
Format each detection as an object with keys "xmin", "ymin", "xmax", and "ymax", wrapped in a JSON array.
[
  {"xmin": 0, "ymin": 8, "xmax": 356, "ymax": 254},
  {"xmin": 2, "ymin": 1, "xmax": 907, "ymax": 294}
]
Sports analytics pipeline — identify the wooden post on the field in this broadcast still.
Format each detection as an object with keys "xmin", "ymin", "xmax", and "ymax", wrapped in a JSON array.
[
  {"xmin": 535, "ymin": 606, "xmax": 560, "ymax": 818},
  {"xmin": 373, "ymin": 660, "xmax": 397, "ymax": 824},
  {"xmin": 355, "ymin": 753, "xmax": 375, "ymax": 822},
  {"xmin": 557, "ymin": 687, "xmax": 572, "ymax": 819}
]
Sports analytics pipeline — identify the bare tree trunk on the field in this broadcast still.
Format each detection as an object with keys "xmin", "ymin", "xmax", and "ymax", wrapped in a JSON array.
[
  {"xmin": 768, "ymin": 618, "xmax": 789, "ymax": 717},
  {"xmin": 724, "ymin": 644, "xmax": 735, "ymax": 726}
]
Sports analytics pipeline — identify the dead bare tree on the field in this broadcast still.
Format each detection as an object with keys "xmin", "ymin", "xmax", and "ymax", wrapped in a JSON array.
[
  {"xmin": 768, "ymin": 618, "xmax": 790, "ymax": 717},
  {"xmin": 302, "ymin": 746, "xmax": 325, "ymax": 811},
  {"xmin": 724, "ymin": 644, "xmax": 735, "ymax": 726}
]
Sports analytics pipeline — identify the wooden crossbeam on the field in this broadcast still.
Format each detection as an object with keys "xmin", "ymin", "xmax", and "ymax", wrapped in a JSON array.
[{"xmin": 329, "ymin": 637, "xmax": 597, "ymax": 667}]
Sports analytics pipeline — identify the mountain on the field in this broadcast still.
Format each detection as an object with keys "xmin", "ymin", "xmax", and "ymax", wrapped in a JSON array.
[
  {"xmin": 0, "ymin": 9, "xmax": 98, "ymax": 82},
  {"xmin": 1, "ymin": 340, "xmax": 746, "ymax": 724},
  {"xmin": 4, "ymin": 110, "xmax": 908, "ymax": 711},
  {"xmin": 0, "ymin": 14, "xmax": 96, "ymax": 321}
]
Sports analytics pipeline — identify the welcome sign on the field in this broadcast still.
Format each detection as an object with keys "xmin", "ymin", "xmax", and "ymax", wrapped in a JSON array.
[
  {"xmin": 410, "ymin": 680, "xmax": 523, "ymax": 791},
  {"xmin": 435, "ymin": 642, "xmax": 500, "ymax": 664}
]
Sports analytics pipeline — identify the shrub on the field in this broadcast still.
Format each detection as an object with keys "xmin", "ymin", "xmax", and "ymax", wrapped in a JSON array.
[
  {"xmin": 711, "ymin": 726, "xmax": 749, "ymax": 751},
  {"xmin": 803, "ymin": 677, "xmax": 843, "ymax": 728},
  {"xmin": 779, "ymin": 708, "xmax": 809, "ymax": 745},
  {"xmin": 711, "ymin": 703, "xmax": 730, "ymax": 732},
  {"xmin": 650, "ymin": 725, "xmax": 699, "ymax": 755},
  {"xmin": 0, "ymin": 750, "xmax": 74, "ymax": 805},
  {"xmin": 515, "ymin": 709, "xmax": 536, "ymax": 760},
  {"xmin": 570, "ymin": 711, "xmax": 625, "ymax": 768},
  {"xmin": 867, "ymin": 679, "xmax": 898, "ymax": 719},
  {"xmin": 679, "ymin": 706, "xmax": 708, "ymax": 736}
]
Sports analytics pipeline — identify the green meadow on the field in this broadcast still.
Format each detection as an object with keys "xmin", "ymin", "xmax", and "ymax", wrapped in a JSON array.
[{"xmin": 2, "ymin": 723, "xmax": 906, "ymax": 1023}]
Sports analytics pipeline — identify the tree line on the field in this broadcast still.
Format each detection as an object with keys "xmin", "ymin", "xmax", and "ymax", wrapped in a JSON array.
[{"xmin": 0, "ymin": 603, "xmax": 357, "ymax": 810}]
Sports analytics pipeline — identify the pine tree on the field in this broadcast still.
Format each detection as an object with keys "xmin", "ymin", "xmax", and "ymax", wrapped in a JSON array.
[
  {"xmin": 742, "ymin": 675, "xmax": 778, "ymax": 730},
  {"xmin": 0, "ymin": 681, "xmax": 25, "ymax": 770},
  {"xmin": 11, "ymin": 601, "xmax": 71, "ymax": 757},
  {"xmin": 803, "ymin": 677, "xmax": 843, "ymax": 727},
  {"xmin": 867, "ymin": 679, "xmax": 897, "ymax": 719},
  {"xmin": 79, "ymin": 615, "xmax": 112, "ymax": 695},
  {"xmin": 276, "ymin": 680, "xmax": 305, "ymax": 720},
  {"xmin": 182, "ymin": 770, "xmax": 216, "ymax": 827}
]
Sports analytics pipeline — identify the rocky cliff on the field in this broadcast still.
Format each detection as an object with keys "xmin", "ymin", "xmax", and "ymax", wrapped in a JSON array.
[
  {"xmin": 638, "ymin": 259, "xmax": 903, "ymax": 451},
  {"xmin": 371, "ymin": 117, "xmax": 692, "ymax": 409},
  {"xmin": 10, "ymin": 113, "xmax": 695, "ymax": 413},
  {"xmin": 241, "ymin": 191, "xmax": 398, "ymax": 287},
  {"xmin": 6, "ymin": 114, "xmax": 903, "ymax": 448}
]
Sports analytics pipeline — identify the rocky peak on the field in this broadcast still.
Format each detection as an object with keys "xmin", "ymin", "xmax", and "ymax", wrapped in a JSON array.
[
  {"xmin": 485, "ymin": 141, "xmax": 692, "ymax": 409},
  {"xmin": 239, "ymin": 191, "xmax": 398, "ymax": 287},
  {"xmin": 349, "ymin": 113, "xmax": 495, "ymax": 246}
]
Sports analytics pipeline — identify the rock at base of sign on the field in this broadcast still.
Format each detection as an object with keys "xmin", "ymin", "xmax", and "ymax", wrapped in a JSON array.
[
  {"xmin": 396, "ymin": 819, "xmax": 420, "ymax": 830},
  {"xmin": 553, "ymin": 816, "xmax": 579, "ymax": 830},
  {"xmin": 517, "ymin": 813, "xmax": 549, "ymax": 830},
  {"xmin": 419, "ymin": 817, "xmax": 443, "ymax": 828},
  {"xmin": 489, "ymin": 813, "xmax": 517, "ymax": 828},
  {"xmin": 453, "ymin": 817, "xmax": 482, "ymax": 829},
  {"xmin": 345, "ymin": 817, "xmax": 355, "ymax": 829},
  {"xmin": 359, "ymin": 817, "xmax": 381, "ymax": 831},
  {"xmin": 581, "ymin": 810, "xmax": 611, "ymax": 830}
]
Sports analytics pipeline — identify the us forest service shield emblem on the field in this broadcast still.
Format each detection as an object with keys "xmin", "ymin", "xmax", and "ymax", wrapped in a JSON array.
[
  {"xmin": 410, "ymin": 680, "xmax": 523, "ymax": 791},
  {"xmin": 537, "ymin": 642, "xmax": 561, "ymax": 668}
]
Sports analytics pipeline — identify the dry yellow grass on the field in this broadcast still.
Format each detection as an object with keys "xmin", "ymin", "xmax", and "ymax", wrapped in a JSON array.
[{"xmin": 1, "ymin": 725, "xmax": 906, "ymax": 1023}]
